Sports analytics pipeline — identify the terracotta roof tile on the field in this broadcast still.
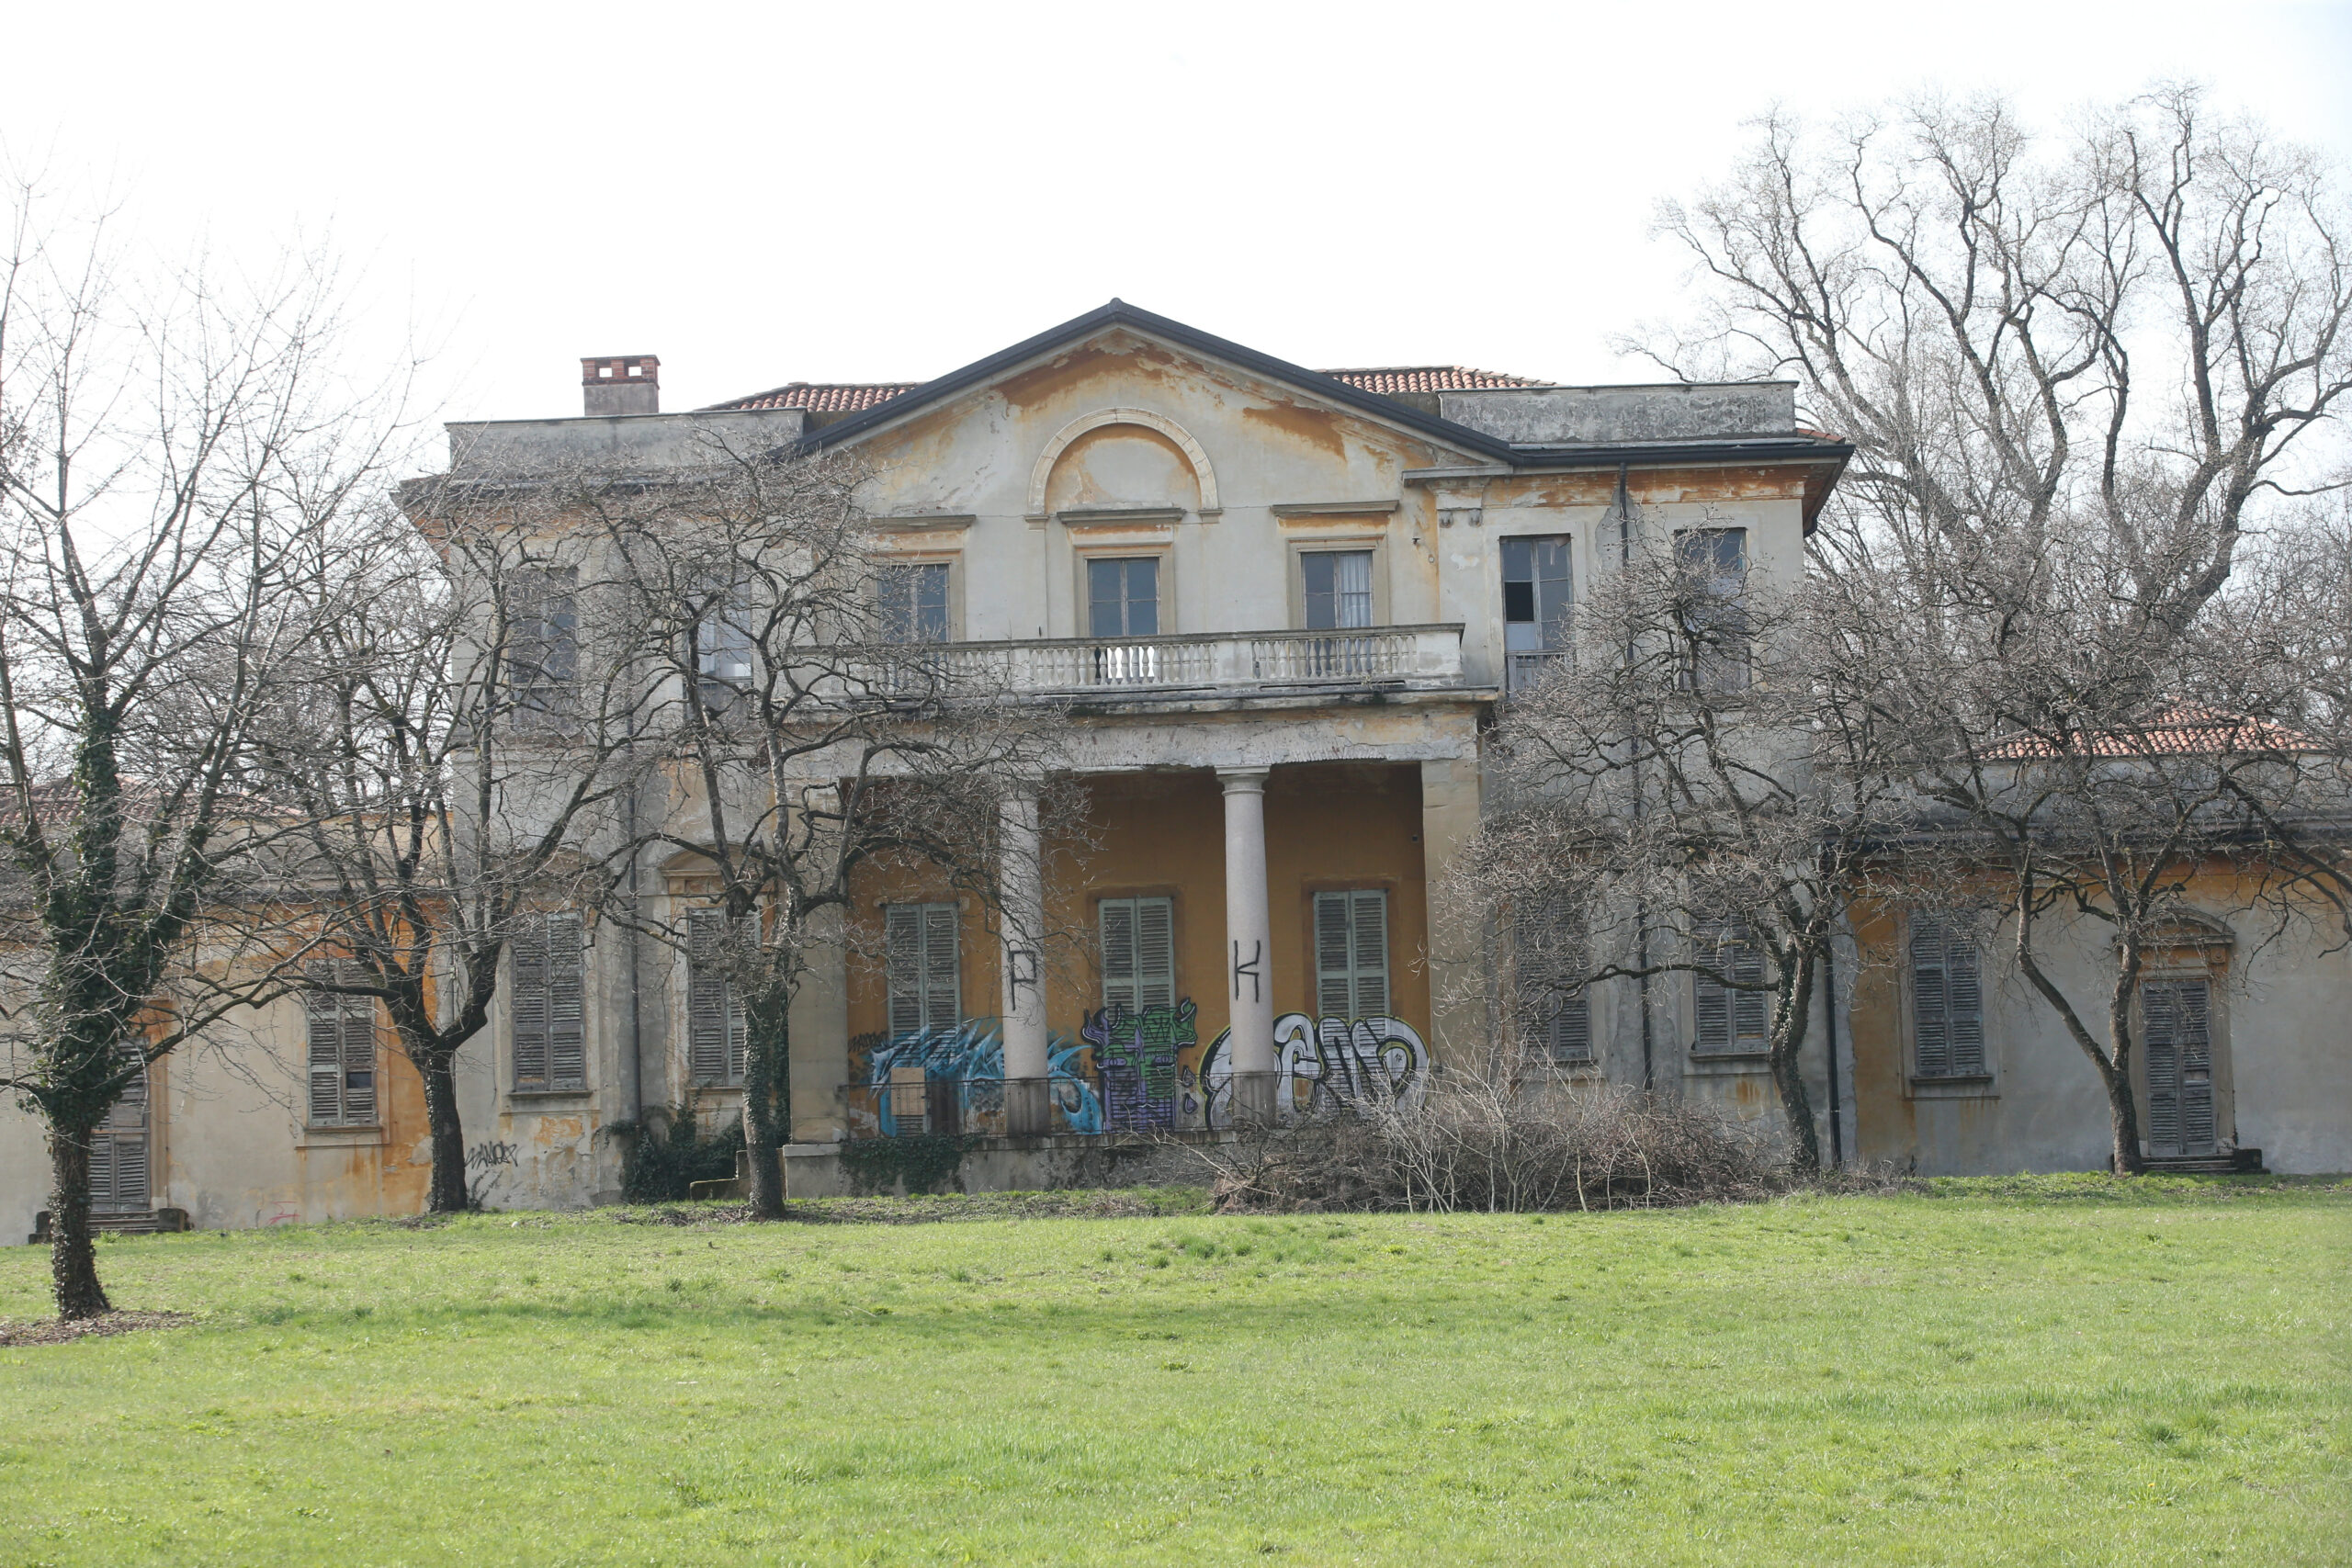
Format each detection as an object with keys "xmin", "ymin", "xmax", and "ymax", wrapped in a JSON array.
[
  {"xmin": 1317, "ymin": 367, "xmax": 1549, "ymax": 394},
  {"xmin": 706, "ymin": 366, "xmax": 1548, "ymax": 413},
  {"xmin": 1984, "ymin": 704, "xmax": 2315, "ymax": 761}
]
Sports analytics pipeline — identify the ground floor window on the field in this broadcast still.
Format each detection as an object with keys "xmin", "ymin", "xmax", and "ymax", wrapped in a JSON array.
[
  {"xmin": 512, "ymin": 911, "xmax": 586, "ymax": 1091},
  {"xmin": 1516, "ymin": 894, "xmax": 1592, "ymax": 1065},
  {"xmin": 306, "ymin": 975, "xmax": 379, "ymax": 1125},
  {"xmin": 1098, "ymin": 896, "xmax": 1176, "ymax": 1013},
  {"xmin": 1691, "ymin": 921, "xmax": 1769, "ymax": 1055},
  {"xmin": 886, "ymin": 901, "xmax": 961, "ymax": 1040},
  {"xmin": 1314, "ymin": 889, "xmax": 1390, "ymax": 1019},
  {"xmin": 1909, "ymin": 919, "xmax": 1985, "ymax": 1078},
  {"xmin": 2143, "ymin": 978, "xmax": 2217, "ymax": 1155},
  {"xmin": 686, "ymin": 909, "xmax": 750, "ymax": 1085}
]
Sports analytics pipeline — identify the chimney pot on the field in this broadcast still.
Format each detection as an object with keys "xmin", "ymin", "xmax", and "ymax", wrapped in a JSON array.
[{"xmin": 581, "ymin": 355, "xmax": 660, "ymax": 416}]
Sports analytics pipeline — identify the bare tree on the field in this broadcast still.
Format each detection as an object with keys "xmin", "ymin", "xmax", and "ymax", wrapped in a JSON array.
[
  {"xmin": 1444, "ymin": 517, "xmax": 1914, "ymax": 1173},
  {"xmin": 252, "ymin": 493, "xmax": 643, "ymax": 1213},
  {"xmin": 0, "ymin": 182, "xmax": 408, "ymax": 1315},
  {"xmin": 578, "ymin": 442, "xmax": 1065, "ymax": 1218}
]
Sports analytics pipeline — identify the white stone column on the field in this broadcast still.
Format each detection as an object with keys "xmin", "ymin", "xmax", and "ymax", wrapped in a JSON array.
[
  {"xmin": 998, "ymin": 788, "xmax": 1050, "ymax": 1135},
  {"xmin": 1219, "ymin": 769, "xmax": 1277, "ymax": 1123}
]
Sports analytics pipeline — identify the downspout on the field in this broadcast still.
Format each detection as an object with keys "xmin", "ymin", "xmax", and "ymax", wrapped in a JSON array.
[
  {"xmin": 1619, "ymin": 462, "xmax": 1654, "ymax": 1091},
  {"xmin": 622, "ymin": 716, "xmax": 645, "ymax": 1128},
  {"xmin": 1823, "ymin": 925, "xmax": 1844, "ymax": 1169}
]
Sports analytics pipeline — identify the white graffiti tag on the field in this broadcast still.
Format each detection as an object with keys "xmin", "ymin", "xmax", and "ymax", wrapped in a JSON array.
[{"xmin": 1272, "ymin": 1013, "xmax": 1429, "ymax": 1122}]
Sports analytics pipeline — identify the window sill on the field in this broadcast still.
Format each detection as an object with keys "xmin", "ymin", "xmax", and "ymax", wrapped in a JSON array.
[
  {"xmin": 508, "ymin": 1088, "xmax": 593, "ymax": 1102},
  {"xmin": 299, "ymin": 1122, "xmax": 385, "ymax": 1148},
  {"xmin": 1908, "ymin": 1075, "xmax": 1996, "ymax": 1100},
  {"xmin": 1686, "ymin": 1050, "xmax": 1771, "ymax": 1074}
]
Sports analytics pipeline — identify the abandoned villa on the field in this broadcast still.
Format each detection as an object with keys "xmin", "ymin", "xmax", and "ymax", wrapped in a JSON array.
[{"xmin": 6, "ymin": 299, "xmax": 2346, "ymax": 1238}]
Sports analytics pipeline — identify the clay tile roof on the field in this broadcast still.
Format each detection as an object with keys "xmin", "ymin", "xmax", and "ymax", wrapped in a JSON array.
[
  {"xmin": 708, "ymin": 381, "xmax": 922, "ymax": 413},
  {"xmin": 1984, "ymin": 704, "xmax": 2316, "ymax": 761},
  {"xmin": 1317, "ymin": 367, "xmax": 1549, "ymax": 394}
]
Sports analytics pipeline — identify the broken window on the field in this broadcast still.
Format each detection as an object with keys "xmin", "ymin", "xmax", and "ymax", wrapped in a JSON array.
[{"xmin": 1501, "ymin": 535, "xmax": 1572, "ymax": 693}]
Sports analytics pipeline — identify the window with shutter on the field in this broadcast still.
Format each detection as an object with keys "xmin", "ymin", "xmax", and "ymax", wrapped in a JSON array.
[
  {"xmin": 884, "ymin": 902, "xmax": 960, "ymax": 1040},
  {"xmin": 1671, "ymin": 529, "xmax": 1750, "ymax": 694},
  {"xmin": 1312, "ymin": 890, "xmax": 1390, "ymax": 1020},
  {"xmin": 1516, "ymin": 895, "xmax": 1592, "ymax": 1065},
  {"xmin": 1692, "ymin": 921, "xmax": 1769, "ymax": 1055},
  {"xmin": 508, "ymin": 566, "xmax": 579, "ymax": 726},
  {"xmin": 2143, "ymin": 978, "xmax": 2217, "ymax": 1156},
  {"xmin": 687, "ymin": 910, "xmax": 749, "ymax": 1086},
  {"xmin": 1910, "ymin": 919, "xmax": 1986, "ymax": 1078},
  {"xmin": 1099, "ymin": 897, "xmax": 1176, "ymax": 1013},
  {"xmin": 90, "ymin": 1044, "xmax": 151, "ymax": 1213},
  {"xmin": 513, "ymin": 913, "xmax": 586, "ymax": 1091},
  {"xmin": 305, "ymin": 970, "xmax": 379, "ymax": 1125}
]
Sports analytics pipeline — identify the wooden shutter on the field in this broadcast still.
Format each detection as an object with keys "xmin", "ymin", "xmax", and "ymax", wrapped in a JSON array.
[
  {"xmin": 886, "ymin": 903, "xmax": 958, "ymax": 1038},
  {"xmin": 341, "ymin": 992, "xmax": 378, "ymax": 1122},
  {"xmin": 2143, "ymin": 981, "xmax": 2182, "ymax": 1150},
  {"xmin": 1693, "ymin": 922, "xmax": 1764, "ymax": 1053},
  {"xmin": 1313, "ymin": 891, "xmax": 1389, "ymax": 1020},
  {"xmin": 2177, "ymin": 980, "xmax": 2215, "ymax": 1149},
  {"xmin": 687, "ymin": 910, "xmax": 741, "ymax": 1085},
  {"xmin": 922, "ymin": 906, "xmax": 959, "ymax": 1034},
  {"xmin": 1912, "ymin": 920, "xmax": 1986, "ymax": 1077},
  {"xmin": 511, "ymin": 919, "xmax": 551, "ymax": 1089},
  {"xmin": 2144, "ymin": 979, "xmax": 2216, "ymax": 1154},
  {"xmin": 308, "ymin": 988, "xmax": 347, "ymax": 1123},
  {"xmin": 1100, "ymin": 897, "xmax": 1174, "ymax": 1013},
  {"xmin": 1101, "ymin": 899, "xmax": 1137, "ymax": 1013},
  {"xmin": 1518, "ymin": 897, "xmax": 1591, "ymax": 1065},
  {"xmin": 547, "ymin": 913, "xmax": 586, "ymax": 1089}
]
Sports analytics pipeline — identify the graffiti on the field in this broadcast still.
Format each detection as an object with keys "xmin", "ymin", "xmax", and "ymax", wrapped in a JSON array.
[
  {"xmin": 1194, "ymin": 1014, "xmax": 1430, "ymax": 1129},
  {"xmin": 1082, "ymin": 1000, "xmax": 1197, "ymax": 1132},
  {"xmin": 1006, "ymin": 946, "xmax": 1040, "ymax": 1003},
  {"xmin": 1231, "ymin": 940, "xmax": 1261, "ymax": 1001},
  {"xmin": 466, "ymin": 1140, "xmax": 520, "ymax": 1169},
  {"xmin": 853, "ymin": 1018, "xmax": 1102, "ymax": 1138}
]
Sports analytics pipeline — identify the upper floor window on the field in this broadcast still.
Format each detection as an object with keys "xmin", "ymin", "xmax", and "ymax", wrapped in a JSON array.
[
  {"xmin": 880, "ymin": 562, "xmax": 951, "ymax": 644},
  {"xmin": 1501, "ymin": 535, "xmax": 1572, "ymax": 692},
  {"xmin": 1691, "ymin": 919, "xmax": 1769, "ymax": 1055},
  {"xmin": 507, "ymin": 567, "xmax": 578, "ymax": 723},
  {"xmin": 1303, "ymin": 550, "xmax": 1374, "ymax": 630},
  {"xmin": 305, "ymin": 969, "xmax": 380, "ymax": 1125},
  {"xmin": 1088, "ymin": 558, "xmax": 1160, "ymax": 638},
  {"xmin": 1673, "ymin": 528, "xmax": 1749, "ymax": 694},
  {"xmin": 694, "ymin": 590, "xmax": 754, "ymax": 711},
  {"xmin": 1314, "ymin": 889, "xmax": 1389, "ymax": 1020},
  {"xmin": 885, "ymin": 901, "xmax": 961, "ymax": 1041},
  {"xmin": 1099, "ymin": 896, "xmax": 1176, "ymax": 1013},
  {"xmin": 511, "ymin": 911, "xmax": 587, "ymax": 1092},
  {"xmin": 1909, "ymin": 919, "xmax": 1986, "ymax": 1079}
]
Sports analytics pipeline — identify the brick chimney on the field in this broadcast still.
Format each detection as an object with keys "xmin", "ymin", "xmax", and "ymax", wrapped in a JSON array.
[{"xmin": 582, "ymin": 354, "xmax": 659, "ymax": 416}]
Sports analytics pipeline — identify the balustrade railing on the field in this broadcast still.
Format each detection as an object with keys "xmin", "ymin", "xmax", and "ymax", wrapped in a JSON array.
[{"xmin": 857, "ymin": 624, "xmax": 1465, "ymax": 699}]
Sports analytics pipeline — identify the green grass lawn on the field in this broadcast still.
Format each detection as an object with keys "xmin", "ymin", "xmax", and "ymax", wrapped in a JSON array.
[{"xmin": 1, "ymin": 1178, "xmax": 2346, "ymax": 1566}]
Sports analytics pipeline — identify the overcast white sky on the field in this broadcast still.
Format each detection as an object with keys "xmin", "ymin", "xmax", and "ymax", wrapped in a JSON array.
[{"xmin": 8, "ymin": 2, "xmax": 2349, "ymax": 426}]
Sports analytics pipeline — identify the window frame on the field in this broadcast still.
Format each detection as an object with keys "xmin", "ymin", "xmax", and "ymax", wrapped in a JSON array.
[
  {"xmin": 884, "ymin": 901, "xmax": 962, "ymax": 1042},
  {"xmin": 1097, "ymin": 895, "xmax": 1178, "ymax": 1015},
  {"xmin": 511, "ymin": 910, "xmax": 589, "ymax": 1094},
  {"xmin": 1670, "ymin": 527, "xmax": 1750, "ymax": 694},
  {"xmin": 1689, "ymin": 919, "xmax": 1770, "ymax": 1057},
  {"xmin": 876, "ymin": 556, "xmax": 958, "ymax": 645},
  {"xmin": 685, "ymin": 908, "xmax": 750, "ymax": 1088},
  {"xmin": 1905, "ymin": 916, "xmax": 1991, "ymax": 1089},
  {"xmin": 1311, "ymin": 888, "xmax": 1392, "ymax": 1021},
  {"xmin": 505, "ymin": 565, "xmax": 580, "ymax": 727},
  {"xmin": 304, "ymin": 970, "xmax": 381, "ymax": 1128},
  {"xmin": 1287, "ymin": 539, "xmax": 1388, "ymax": 631}
]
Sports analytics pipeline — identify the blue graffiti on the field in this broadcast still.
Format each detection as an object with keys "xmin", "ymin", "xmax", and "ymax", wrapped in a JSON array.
[
  {"xmin": 1081, "ymin": 1000, "xmax": 1197, "ymax": 1133},
  {"xmin": 860, "ymin": 1017, "xmax": 1102, "ymax": 1136}
]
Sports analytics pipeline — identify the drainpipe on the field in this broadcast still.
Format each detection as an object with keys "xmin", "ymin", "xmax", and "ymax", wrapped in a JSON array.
[
  {"xmin": 1619, "ymin": 463, "xmax": 1654, "ymax": 1091},
  {"xmin": 621, "ymin": 719, "xmax": 645, "ymax": 1128},
  {"xmin": 1823, "ymin": 927, "xmax": 1844, "ymax": 1169}
]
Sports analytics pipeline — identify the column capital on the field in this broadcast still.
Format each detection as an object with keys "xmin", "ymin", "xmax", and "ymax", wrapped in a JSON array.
[{"xmin": 1216, "ymin": 768, "xmax": 1270, "ymax": 794}]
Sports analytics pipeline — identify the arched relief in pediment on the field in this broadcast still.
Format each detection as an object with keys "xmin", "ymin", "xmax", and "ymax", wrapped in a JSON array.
[{"xmin": 1026, "ymin": 407, "xmax": 1221, "ymax": 521}]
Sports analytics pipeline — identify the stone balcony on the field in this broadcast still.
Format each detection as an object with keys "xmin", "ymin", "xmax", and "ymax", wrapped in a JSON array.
[{"xmin": 890, "ymin": 623, "xmax": 1471, "ymax": 701}]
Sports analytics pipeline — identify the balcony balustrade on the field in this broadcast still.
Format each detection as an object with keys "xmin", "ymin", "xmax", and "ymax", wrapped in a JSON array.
[{"xmin": 867, "ymin": 623, "xmax": 1467, "ymax": 700}]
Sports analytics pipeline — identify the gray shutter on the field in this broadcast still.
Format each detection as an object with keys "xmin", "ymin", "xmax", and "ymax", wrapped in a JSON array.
[
  {"xmin": 1730, "ymin": 937, "xmax": 1768, "ymax": 1045},
  {"xmin": 2143, "ymin": 982, "xmax": 2182, "ymax": 1151},
  {"xmin": 1315, "ymin": 893, "xmax": 1355, "ymax": 1017},
  {"xmin": 511, "ymin": 919, "xmax": 551, "ymax": 1089},
  {"xmin": 341, "ymin": 994, "xmax": 378, "ymax": 1122},
  {"xmin": 1947, "ymin": 934, "xmax": 1984, "ymax": 1076},
  {"xmin": 307, "ymin": 989, "xmax": 346, "ymax": 1123},
  {"xmin": 107, "ymin": 1134, "xmax": 149, "ymax": 1213},
  {"xmin": 1530, "ymin": 898, "xmax": 1592, "ymax": 1065},
  {"xmin": 1350, "ymin": 890, "xmax": 1389, "ymax": 1019},
  {"xmin": 1100, "ymin": 899, "xmax": 1137, "ymax": 1013},
  {"xmin": 2178, "ymin": 980, "xmax": 2216, "ymax": 1150},
  {"xmin": 921, "ymin": 905, "xmax": 960, "ymax": 1033},
  {"xmin": 1911, "ymin": 922, "xmax": 1951, "ymax": 1077},
  {"xmin": 88, "ymin": 1132, "xmax": 117, "ymax": 1213},
  {"xmin": 1134, "ymin": 898, "xmax": 1175, "ymax": 1012},
  {"xmin": 1693, "ymin": 925, "xmax": 1731, "ymax": 1051},
  {"xmin": 886, "ymin": 905, "xmax": 924, "ymax": 1038},
  {"xmin": 688, "ymin": 910, "xmax": 735, "ymax": 1083},
  {"xmin": 547, "ymin": 913, "xmax": 586, "ymax": 1089}
]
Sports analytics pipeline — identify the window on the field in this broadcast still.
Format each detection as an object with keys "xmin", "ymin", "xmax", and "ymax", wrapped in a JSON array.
[
  {"xmin": 694, "ymin": 590, "xmax": 753, "ymax": 711},
  {"xmin": 885, "ymin": 902, "xmax": 960, "ymax": 1040},
  {"xmin": 686, "ymin": 909, "xmax": 748, "ymax": 1086},
  {"xmin": 1303, "ymin": 550, "xmax": 1374, "ymax": 630},
  {"xmin": 1909, "ymin": 919, "xmax": 1985, "ymax": 1079},
  {"xmin": 1099, "ymin": 897, "xmax": 1175, "ymax": 1013},
  {"xmin": 1088, "ymin": 558, "xmax": 1160, "ymax": 637},
  {"xmin": 1515, "ymin": 894, "xmax": 1592, "ymax": 1066},
  {"xmin": 1673, "ymin": 528, "xmax": 1749, "ymax": 693},
  {"xmin": 1314, "ymin": 889, "xmax": 1390, "ymax": 1020},
  {"xmin": 508, "ymin": 567, "xmax": 578, "ymax": 722},
  {"xmin": 1691, "ymin": 920, "xmax": 1769, "ymax": 1055},
  {"xmin": 90, "ymin": 1043, "xmax": 151, "ymax": 1215},
  {"xmin": 2143, "ymin": 978, "xmax": 2217, "ymax": 1155},
  {"xmin": 512, "ymin": 912, "xmax": 586, "ymax": 1091},
  {"xmin": 1501, "ymin": 535, "xmax": 1572, "ymax": 692},
  {"xmin": 306, "ymin": 973, "xmax": 379, "ymax": 1125},
  {"xmin": 879, "ymin": 562, "xmax": 951, "ymax": 644}
]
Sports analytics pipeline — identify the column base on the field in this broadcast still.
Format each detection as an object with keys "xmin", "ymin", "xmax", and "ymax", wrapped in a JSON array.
[
  {"xmin": 1002, "ymin": 1077, "xmax": 1052, "ymax": 1138},
  {"xmin": 1226, "ymin": 1070, "xmax": 1280, "ymax": 1129}
]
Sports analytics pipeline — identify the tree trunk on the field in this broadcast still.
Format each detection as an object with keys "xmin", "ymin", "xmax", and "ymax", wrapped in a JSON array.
[
  {"xmin": 47, "ymin": 1126, "xmax": 111, "ymax": 1321},
  {"xmin": 2103, "ymin": 1060, "xmax": 2147, "ymax": 1175},
  {"xmin": 1770, "ymin": 954, "xmax": 1823, "ymax": 1176},
  {"xmin": 742, "ymin": 993, "xmax": 791, "ymax": 1219},
  {"xmin": 417, "ymin": 1045, "xmax": 470, "ymax": 1213}
]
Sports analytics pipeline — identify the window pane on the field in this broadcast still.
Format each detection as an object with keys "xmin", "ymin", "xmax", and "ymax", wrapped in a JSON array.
[
  {"xmin": 1088, "ymin": 559, "xmax": 1124, "ymax": 637},
  {"xmin": 1302, "ymin": 552, "xmax": 1336, "ymax": 630},
  {"xmin": 1501, "ymin": 536, "xmax": 1532, "ymax": 583},
  {"xmin": 1334, "ymin": 551, "xmax": 1373, "ymax": 628},
  {"xmin": 1125, "ymin": 558, "xmax": 1159, "ymax": 637}
]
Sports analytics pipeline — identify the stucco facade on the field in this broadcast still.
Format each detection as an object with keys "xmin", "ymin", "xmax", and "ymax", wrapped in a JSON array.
[{"xmin": 8, "ymin": 299, "xmax": 2338, "ymax": 1239}]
